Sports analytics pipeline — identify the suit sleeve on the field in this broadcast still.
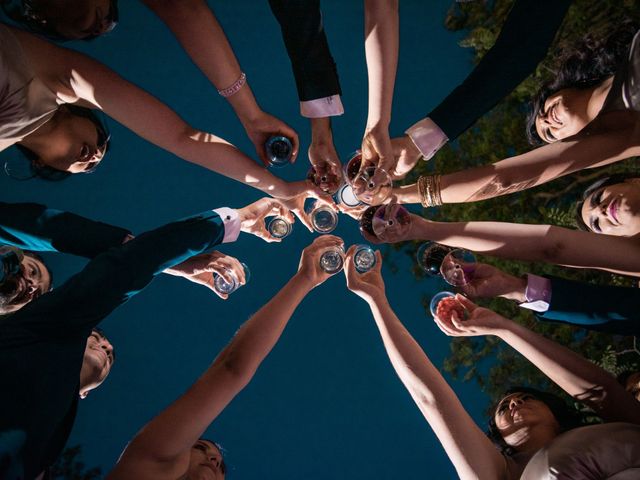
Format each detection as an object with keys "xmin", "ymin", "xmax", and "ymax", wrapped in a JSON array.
[
  {"xmin": 428, "ymin": 0, "xmax": 572, "ymax": 140},
  {"xmin": 268, "ymin": 0, "xmax": 341, "ymax": 101},
  {"xmin": 13, "ymin": 210, "xmax": 226, "ymax": 334},
  {"xmin": 537, "ymin": 277, "xmax": 639, "ymax": 336},
  {"xmin": 0, "ymin": 202, "xmax": 131, "ymax": 258}
]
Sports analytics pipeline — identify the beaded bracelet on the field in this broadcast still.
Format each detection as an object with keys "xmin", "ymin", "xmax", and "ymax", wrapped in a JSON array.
[{"xmin": 218, "ymin": 72, "xmax": 246, "ymax": 98}]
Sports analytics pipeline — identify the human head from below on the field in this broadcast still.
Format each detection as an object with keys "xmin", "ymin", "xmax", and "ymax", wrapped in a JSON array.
[
  {"xmin": 13, "ymin": 105, "xmax": 110, "ymax": 180},
  {"xmin": 0, "ymin": 247, "xmax": 51, "ymax": 314},
  {"xmin": 80, "ymin": 328, "xmax": 115, "ymax": 398},
  {"xmin": 188, "ymin": 439, "xmax": 226, "ymax": 479},
  {"xmin": 1, "ymin": 0, "xmax": 119, "ymax": 41},
  {"xmin": 487, "ymin": 387, "xmax": 584, "ymax": 456},
  {"xmin": 527, "ymin": 24, "xmax": 637, "ymax": 145},
  {"xmin": 618, "ymin": 370, "xmax": 640, "ymax": 402},
  {"xmin": 576, "ymin": 175, "xmax": 640, "ymax": 237}
]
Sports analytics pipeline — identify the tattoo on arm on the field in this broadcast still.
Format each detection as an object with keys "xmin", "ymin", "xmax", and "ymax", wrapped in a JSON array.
[{"xmin": 467, "ymin": 176, "xmax": 538, "ymax": 202}]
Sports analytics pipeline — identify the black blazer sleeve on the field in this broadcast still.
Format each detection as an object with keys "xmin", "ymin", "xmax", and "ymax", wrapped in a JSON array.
[
  {"xmin": 268, "ymin": 0, "xmax": 341, "ymax": 101},
  {"xmin": 537, "ymin": 276, "xmax": 639, "ymax": 336},
  {"xmin": 429, "ymin": 0, "xmax": 572, "ymax": 140},
  {"xmin": 0, "ymin": 202, "xmax": 131, "ymax": 258}
]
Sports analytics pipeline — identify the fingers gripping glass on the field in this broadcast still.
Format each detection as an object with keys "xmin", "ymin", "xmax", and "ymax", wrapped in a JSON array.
[{"xmin": 4, "ymin": 108, "xmax": 111, "ymax": 181}]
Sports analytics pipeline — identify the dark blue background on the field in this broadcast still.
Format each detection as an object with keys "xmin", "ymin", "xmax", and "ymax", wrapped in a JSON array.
[{"xmin": 1, "ymin": 1, "xmax": 493, "ymax": 478}]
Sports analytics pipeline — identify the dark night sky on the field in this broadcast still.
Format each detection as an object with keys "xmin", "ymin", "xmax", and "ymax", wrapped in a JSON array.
[{"xmin": 1, "ymin": 1, "xmax": 496, "ymax": 478}]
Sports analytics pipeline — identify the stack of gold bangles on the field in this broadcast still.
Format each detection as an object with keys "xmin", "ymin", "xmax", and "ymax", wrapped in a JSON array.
[{"xmin": 418, "ymin": 174, "xmax": 443, "ymax": 208}]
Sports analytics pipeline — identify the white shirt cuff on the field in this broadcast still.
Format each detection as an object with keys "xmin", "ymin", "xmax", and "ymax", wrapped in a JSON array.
[
  {"xmin": 519, "ymin": 274, "xmax": 551, "ymax": 313},
  {"xmin": 212, "ymin": 208, "xmax": 241, "ymax": 243},
  {"xmin": 300, "ymin": 95, "xmax": 344, "ymax": 118},
  {"xmin": 405, "ymin": 117, "xmax": 448, "ymax": 160}
]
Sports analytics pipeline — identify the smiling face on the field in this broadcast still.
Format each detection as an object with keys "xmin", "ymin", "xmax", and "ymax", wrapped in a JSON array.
[
  {"xmin": 29, "ymin": 108, "xmax": 107, "ymax": 174},
  {"xmin": 79, "ymin": 330, "xmax": 114, "ymax": 398},
  {"xmin": 30, "ymin": 0, "xmax": 118, "ymax": 40},
  {"xmin": 580, "ymin": 179, "xmax": 640, "ymax": 236},
  {"xmin": 534, "ymin": 88, "xmax": 595, "ymax": 144},
  {"xmin": 493, "ymin": 392, "xmax": 560, "ymax": 448},
  {"xmin": 0, "ymin": 251, "xmax": 51, "ymax": 314},
  {"xmin": 187, "ymin": 440, "xmax": 226, "ymax": 480}
]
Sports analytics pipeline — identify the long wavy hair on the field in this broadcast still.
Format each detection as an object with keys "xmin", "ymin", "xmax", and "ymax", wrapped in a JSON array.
[{"xmin": 526, "ymin": 22, "xmax": 638, "ymax": 145}]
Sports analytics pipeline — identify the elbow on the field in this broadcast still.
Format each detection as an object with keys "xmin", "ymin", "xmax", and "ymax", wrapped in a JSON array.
[{"xmin": 216, "ymin": 349, "xmax": 257, "ymax": 389}]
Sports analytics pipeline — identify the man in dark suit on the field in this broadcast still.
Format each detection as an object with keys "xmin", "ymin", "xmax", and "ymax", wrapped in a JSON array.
[
  {"xmin": 269, "ymin": 0, "xmax": 344, "ymax": 190},
  {"xmin": 460, "ymin": 262, "xmax": 639, "ymax": 336},
  {"xmin": 391, "ymin": 0, "xmax": 573, "ymax": 177},
  {"xmin": 0, "ymin": 198, "xmax": 286, "ymax": 480}
]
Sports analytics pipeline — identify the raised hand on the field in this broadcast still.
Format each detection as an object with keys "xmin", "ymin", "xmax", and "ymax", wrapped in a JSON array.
[
  {"xmin": 297, "ymin": 235, "xmax": 345, "ymax": 288},
  {"xmin": 241, "ymin": 110, "xmax": 300, "ymax": 166},
  {"xmin": 460, "ymin": 263, "xmax": 527, "ymax": 302},
  {"xmin": 278, "ymin": 180, "xmax": 338, "ymax": 232},
  {"xmin": 389, "ymin": 135, "xmax": 422, "ymax": 179},
  {"xmin": 166, "ymin": 251, "xmax": 246, "ymax": 299},
  {"xmin": 344, "ymin": 245, "xmax": 385, "ymax": 303},
  {"xmin": 238, "ymin": 197, "xmax": 295, "ymax": 242},
  {"xmin": 433, "ymin": 294, "xmax": 507, "ymax": 337}
]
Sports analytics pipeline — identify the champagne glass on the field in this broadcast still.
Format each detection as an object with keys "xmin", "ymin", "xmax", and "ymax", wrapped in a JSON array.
[
  {"xmin": 352, "ymin": 244, "xmax": 377, "ymax": 273},
  {"xmin": 214, "ymin": 263, "xmax": 251, "ymax": 295},
  {"xmin": 371, "ymin": 204, "xmax": 411, "ymax": 242},
  {"xmin": 267, "ymin": 217, "xmax": 292, "ymax": 239},
  {"xmin": 440, "ymin": 249, "xmax": 477, "ymax": 287}
]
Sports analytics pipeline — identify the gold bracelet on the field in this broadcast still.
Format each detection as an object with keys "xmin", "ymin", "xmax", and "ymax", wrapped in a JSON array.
[{"xmin": 418, "ymin": 175, "xmax": 443, "ymax": 207}]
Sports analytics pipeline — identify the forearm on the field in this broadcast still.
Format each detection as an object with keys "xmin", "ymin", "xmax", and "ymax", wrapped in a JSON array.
[
  {"xmin": 311, "ymin": 117, "xmax": 333, "ymax": 144},
  {"xmin": 364, "ymin": 0, "xmax": 398, "ymax": 128},
  {"xmin": 0, "ymin": 202, "xmax": 130, "ymax": 257},
  {"xmin": 143, "ymin": 0, "xmax": 263, "ymax": 123},
  {"xmin": 125, "ymin": 273, "xmax": 313, "ymax": 461},
  {"xmin": 410, "ymin": 218, "xmax": 640, "ymax": 275},
  {"xmin": 495, "ymin": 321, "xmax": 640, "ymax": 421},
  {"xmin": 366, "ymin": 296, "xmax": 504, "ymax": 479},
  {"xmin": 439, "ymin": 124, "xmax": 640, "ymax": 204}
]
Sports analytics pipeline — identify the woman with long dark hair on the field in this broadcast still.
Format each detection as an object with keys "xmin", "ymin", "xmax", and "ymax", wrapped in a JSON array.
[{"xmin": 343, "ymin": 249, "xmax": 640, "ymax": 478}]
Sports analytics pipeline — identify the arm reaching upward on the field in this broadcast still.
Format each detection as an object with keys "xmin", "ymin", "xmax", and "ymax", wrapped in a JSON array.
[
  {"xmin": 107, "ymin": 235, "xmax": 345, "ymax": 480},
  {"xmin": 343, "ymin": 247, "xmax": 507, "ymax": 480}
]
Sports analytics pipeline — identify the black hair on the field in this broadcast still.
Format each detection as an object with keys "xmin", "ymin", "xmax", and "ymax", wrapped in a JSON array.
[
  {"xmin": 486, "ymin": 386, "xmax": 587, "ymax": 456},
  {"xmin": 574, "ymin": 174, "xmax": 631, "ymax": 232},
  {"xmin": 1, "ymin": 0, "xmax": 119, "ymax": 42},
  {"xmin": 22, "ymin": 250, "xmax": 53, "ymax": 290},
  {"xmin": 526, "ymin": 22, "xmax": 638, "ymax": 145},
  {"xmin": 617, "ymin": 370, "xmax": 639, "ymax": 387},
  {"xmin": 198, "ymin": 439, "xmax": 227, "ymax": 475},
  {"xmin": 7, "ymin": 104, "xmax": 110, "ymax": 181}
]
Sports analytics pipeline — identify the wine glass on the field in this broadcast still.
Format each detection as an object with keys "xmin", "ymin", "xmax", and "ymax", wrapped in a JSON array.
[
  {"xmin": 307, "ymin": 165, "xmax": 341, "ymax": 195},
  {"xmin": 371, "ymin": 204, "xmax": 411, "ymax": 242},
  {"xmin": 440, "ymin": 249, "xmax": 477, "ymax": 287},
  {"xmin": 344, "ymin": 151, "xmax": 393, "ymax": 205},
  {"xmin": 214, "ymin": 263, "xmax": 251, "ymax": 295},
  {"xmin": 335, "ymin": 183, "xmax": 362, "ymax": 208},
  {"xmin": 352, "ymin": 244, "xmax": 377, "ymax": 273},
  {"xmin": 416, "ymin": 242, "xmax": 452, "ymax": 276},
  {"xmin": 319, "ymin": 246, "xmax": 345, "ymax": 274},
  {"xmin": 267, "ymin": 217, "xmax": 292, "ymax": 239},
  {"xmin": 311, "ymin": 205, "xmax": 339, "ymax": 234}
]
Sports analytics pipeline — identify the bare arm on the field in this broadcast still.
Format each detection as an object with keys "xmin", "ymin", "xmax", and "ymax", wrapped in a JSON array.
[
  {"xmin": 436, "ymin": 297, "xmax": 640, "ymax": 424},
  {"xmin": 141, "ymin": 0, "xmax": 299, "ymax": 166},
  {"xmin": 107, "ymin": 236, "xmax": 343, "ymax": 480},
  {"xmin": 393, "ymin": 112, "xmax": 640, "ymax": 205},
  {"xmin": 11, "ymin": 26, "xmax": 300, "ymax": 198},
  {"xmin": 344, "ymin": 248, "xmax": 507, "ymax": 480},
  {"xmin": 408, "ymin": 216, "xmax": 640, "ymax": 276},
  {"xmin": 361, "ymin": 0, "xmax": 399, "ymax": 173}
]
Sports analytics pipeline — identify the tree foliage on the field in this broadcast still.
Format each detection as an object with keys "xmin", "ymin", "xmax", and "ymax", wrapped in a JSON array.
[
  {"xmin": 399, "ymin": 0, "xmax": 640, "ymax": 405},
  {"xmin": 49, "ymin": 445, "xmax": 101, "ymax": 480}
]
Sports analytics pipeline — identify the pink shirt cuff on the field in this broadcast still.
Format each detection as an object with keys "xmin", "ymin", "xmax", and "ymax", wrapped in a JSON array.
[
  {"xmin": 212, "ymin": 208, "xmax": 241, "ymax": 243},
  {"xmin": 520, "ymin": 274, "xmax": 552, "ymax": 313},
  {"xmin": 300, "ymin": 95, "xmax": 344, "ymax": 118},
  {"xmin": 405, "ymin": 117, "xmax": 448, "ymax": 160}
]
